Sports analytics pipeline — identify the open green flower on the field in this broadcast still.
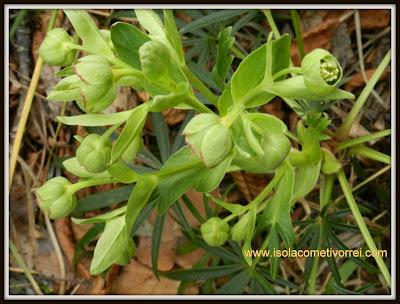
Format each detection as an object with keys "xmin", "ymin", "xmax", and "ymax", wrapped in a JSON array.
[
  {"xmin": 36, "ymin": 177, "xmax": 77, "ymax": 219},
  {"xmin": 301, "ymin": 48, "xmax": 343, "ymax": 97},
  {"xmin": 76, "ymin": 134, "xmax": 112, "ymax": 173},
  {"xmin": 200, "ymin": 217, "xmax": 230, "ymax": 247},
  {"xmin": 183, "ymin": 113, "xmax": 233, "ymax": 168},
  {"xmin": 39, "ymin": 28, "xmax": 77, "ymax": 66}
]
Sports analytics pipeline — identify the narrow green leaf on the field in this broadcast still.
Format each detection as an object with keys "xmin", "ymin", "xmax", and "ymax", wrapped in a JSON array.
[
  {"xmin": 57, "ymin": 110, "xmax": 133, "ymax": 126},
  {"xmin": 72, "ymin": 206, "xmax": 126, "ymax": 225},
  {"xmin": 150, "ymin": 112, "xmax": 170, "ymax": 163},
  {"xmin": 111, "ymin": 104, "xmax": 148, "ymax": 163},
  {"xmin": 151, "ymin": 213, "xmax": 166, "ymax": 277},
  {"xmin": 107, "ymin": 160, "xmax": 141, "ymax": 184},
  {"xmin": 125, "ymin": 175, "xmax": 158, "ymax": 236},
  {"xmin": 75, "ymin": 185, "xmax": 134, "ymax": 213},
  {"xmin": 64, "ymin": 10, "xmax": 114, "ymax": 59}
]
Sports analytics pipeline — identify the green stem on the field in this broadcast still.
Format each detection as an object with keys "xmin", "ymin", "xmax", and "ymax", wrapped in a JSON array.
[
  {"xmin": 182, "ymin": 65, "xmax": 219, "ymax": 106},
  {"xmin": 186, "ymin": 95, "xmax": 214, "ymax": 114},
  {"xmin": 335, "ymin": 50, "xmax": 391, "ymax": 140},
  {"xmin": 230, "ymin": 44, "xmax": 246, "ymax": 60},
  {"xmin": 349, "ymin": 144, "xmax": 391, "ymax": 165},
  {"xmin": 336, "ymin": 129, "xmax": 391, "ymax": 151},
  {"xmin": 337, "ymin": 169, "xmax": 391, "ymax": 288},
  {"xmin": 290, "ymin": 9, "xmax": 305, "ymax": 61},
  {"xmin": 69, "ymin": 177, "xmax": 115, "ymax": 193},
  {"xmin": 9, "ymin": 240, "xmax": 43, "ymax": 295},
  {"xmin": 272, "ymin": 67, "xmax": 303, "ymax": 80}
]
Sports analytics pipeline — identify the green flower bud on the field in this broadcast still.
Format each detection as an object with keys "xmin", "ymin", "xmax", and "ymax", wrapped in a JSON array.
[
  {"xmin": 233, "ymin": 131, "xmax": 291, "ymax": 174},
  {"xmin": 321, "ymin": 147, "xmax": 341, "ymax": 174},
  {"xmin": 301, "ymin": 48, "xmax": 343, "ymax": 97},
  {"xmin": 76, "ymin": 134, "xmax": 112, "ymax": 173},
  {"xmin": 183, "ymin": 114, "xmax": 233, "ymax": 168},
  {"xmin": 72, "ymin": 55, "xmax": 116, "ymax": 113},
  {"xmin": 73, "ymin": 55, "xmax": 113, "ymax": 85},
  {"xmin": 200, "ymin": 217, "xmax": 230, "ymax": 247},
  {"xmin": 39, "ymin": 28, "xmax": 77, "ymax": 66},
  {"xmin": 36, "ymin": 177, "xmax": 77, "ymax": 219},
  {"xmin": 139, "ymin": 40, "xmax": 171, "ymax": 81}
]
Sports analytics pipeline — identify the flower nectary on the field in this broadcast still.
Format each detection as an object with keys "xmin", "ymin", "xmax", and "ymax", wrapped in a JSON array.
[{"xmin": 301, "ymin": 48, "xmax": 343, "ymax": 97}]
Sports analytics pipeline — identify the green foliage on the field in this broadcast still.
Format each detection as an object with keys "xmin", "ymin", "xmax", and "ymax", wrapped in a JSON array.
[{"xmin": 37, "ymin": 9, "xmax": 391, "ymax": 295}]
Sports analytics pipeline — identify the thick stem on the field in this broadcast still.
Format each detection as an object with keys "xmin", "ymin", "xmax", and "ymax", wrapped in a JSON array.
[{"xmin": 69, "ymin": 177, "xmax": 115, "ymax": 193}]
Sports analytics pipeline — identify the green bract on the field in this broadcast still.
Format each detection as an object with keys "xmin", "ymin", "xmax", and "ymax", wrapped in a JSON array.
[
  {"xmin": 139, "ymin": 40, "xmax": 171, "ymax": 81},
  {"xmin": 39, "ymin": 28, "xmax": 77, "ymax": 66},
  {"xmin": 36, "ymin": 177, "xmax": 77, "ymax": 219},
  {"xmin": 200, "ymin": 217, "xmax": 230, "ymax": 247},
  {"xmin": 76, "ymin": 134, "xmax": 112, "ymax": 173}
]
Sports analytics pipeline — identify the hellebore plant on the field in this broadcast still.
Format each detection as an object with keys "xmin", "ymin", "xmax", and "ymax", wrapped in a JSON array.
[{"xmin": 36, "ymin": 9, "xmax": 391, "ymax": 292}]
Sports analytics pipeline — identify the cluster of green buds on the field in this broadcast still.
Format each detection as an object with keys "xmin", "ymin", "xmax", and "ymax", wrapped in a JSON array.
[
  {"xmin": 39, "ymin": 28, "xmax": 77, "ymax": 66},
  {"xmin": 183, "ymin": 113, "xmax": 234, "ymax": 168},
  {"xmin": 46, "ymin": 55, "xmax": 117, "ymax": 113},
  {"xmin": 36, "ymin": 177, "xmax": 77, "ymax": 219}
]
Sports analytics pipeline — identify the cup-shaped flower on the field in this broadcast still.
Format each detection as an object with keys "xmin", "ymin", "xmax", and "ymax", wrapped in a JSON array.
[
  {"xmin": 72, "ymin": 55, "xmax": 116, "ymax": 113},
  {"xmin": 76, "ymin": 134, "xmax": 112, "ymax": 173},
  {"xmin": 301, "ymin": 48, "xmax": 343, "ymax": 97},
  {"xmin": 39, "ymin": 28, "xmax": 77, "ymax": 66},
  {"xmin": 200, "ymin": 217, "xmax": 230, "ymax": 247},
  {"xmin": 183, "ymin": 113, "xmax": 233, "ymax": 168},
  {"xmin": 139, "ymin": 40, "xmax": 171, "ymax": 82},
  {"xmin": 36, "ymin": 177, "xmax": 77, "ymax": 219}
]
